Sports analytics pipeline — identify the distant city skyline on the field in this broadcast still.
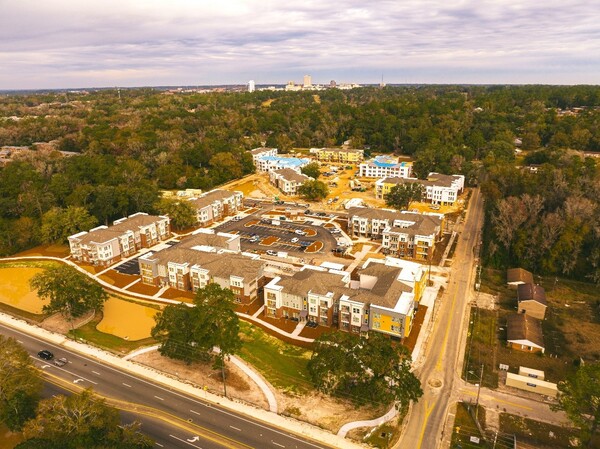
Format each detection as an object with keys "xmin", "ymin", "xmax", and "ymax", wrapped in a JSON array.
[{"xmin": 1, "ymin": 0, "xmax": 599, "ymax": 90}]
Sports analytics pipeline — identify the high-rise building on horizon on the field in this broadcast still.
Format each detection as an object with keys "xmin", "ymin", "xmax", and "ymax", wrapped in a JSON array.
[
  {"xmin": 248, "ymin": 80, "xmax": 255, "ymax": 92},
  {"xmin": 303, "ymin": 74, "xmax": 312, "ymax": 88}
]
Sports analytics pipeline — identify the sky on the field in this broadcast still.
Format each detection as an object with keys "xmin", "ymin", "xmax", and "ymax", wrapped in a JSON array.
[{"xmin": 0, "ymin": 0, "xmax": 599, "ymax": 89}]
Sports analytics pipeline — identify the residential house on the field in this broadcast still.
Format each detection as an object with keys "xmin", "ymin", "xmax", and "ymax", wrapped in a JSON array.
[
  {"xmin": 138, "ymin": 233, "xmax": 264, "ymax": 305},
  {"xmin": 506, "ymin": 313, "xmax": 545, "ymax": 354},
  {"xmin": 187, "ymin": 189, "xmax": 243, "ymax": 226},
  {"xmin": 517, "ymin": 283, "xmax": 547, "ymax": 320},
  {"xmin": 269, "ymin": 168, "xmax": 312, "ymax": 195},
  {"xmin": 68, "ymin": 213, "xmax": 171, "ymax": 267},
  {"xmin": 254, "ymin": 155, "xmax": 311, "ymax": 173},
  {"xmin": 359, "ymin": 156, "xmax": 412, "ymax": 178},
  {"xmin": 347, "ymin": 207, "xmax": 443, "ymax": 262},
  {"xmin": 314, "ymin": 148, "xmax": 364, "ymax": 164},
  {"xmin": 375, "ymin": 173, "xmax": 465, "ymax": 205},
  {"xmin": 506, "ymin": 268, "xmax": 534, "ymax": 289}
]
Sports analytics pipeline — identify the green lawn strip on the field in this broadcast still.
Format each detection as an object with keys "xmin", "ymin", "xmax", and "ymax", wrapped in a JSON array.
[
  {"xmin": 463, "ymin": 308, "xmax": 499, "ymax": 388},
  {"xmin": 0, "ymin": 260, "xmax": 62, "ymax": 270},
  {"xmin": 451, "ymin": 402, "xmax": 488, "ymax": 448},
  {"xmin": 237, "ymin": 321, "xmax": 313, "ymax": 394},
  {"xmin": 499, "ymin": 413, "xmax": 582, "ymax": 448},
  {"xmin": 70, "ymin": 312, "xmax": 156, "ymax": 354}
]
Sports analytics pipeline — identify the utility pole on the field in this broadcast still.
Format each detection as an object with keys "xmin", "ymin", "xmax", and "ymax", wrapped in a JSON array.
[{"xmin": 475, "ymin": 363, "xmax": 484, "ymax": 423}]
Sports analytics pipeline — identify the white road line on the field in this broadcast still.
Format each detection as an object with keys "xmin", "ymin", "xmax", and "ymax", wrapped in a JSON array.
[
  {"xmin": 122, "ymin": 383, "xmax": 132, "ymax": 388},
  {"xmin": 155, "ymin": 443, "xmax": 164, "ymax": 447},
  {"xmin": 169, "ymin": 434, "xmax": 203, "ymax": 448},
  {"xmin": 154, "ymin": 395, "xmax": 164, "ymax": 401},
  {"xmin": 92, "ymin": 371, "xmax": 101, "ymax": 375},
  {"xmin": 189, "ymin": 409, "xmax": 201, "ymax": 416},
  {"xmin": 229, "ymin": 426, "xmax": 241, "ymax": 431},
  {"xmin": 17, "ymin": 340, "xmax": 23, "ymax": 343},
  {"xmin": 272, "ymin": 442, "xmax": 285, "ymax": 448}
]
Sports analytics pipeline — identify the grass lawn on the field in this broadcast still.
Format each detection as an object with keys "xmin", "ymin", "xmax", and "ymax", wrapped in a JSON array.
[
  {"xmin": 71, "ymin": 312, "xmax": 156, "ymax": 354},
  {"xmin": 451, "ymin": 402, "xmax": 488, "ymax": 448},
  {"xmin": 237, "ymin": 321, "xmax": 313, "ymax": 394},
  {"xmin": 467, "ymin": 268, "xmax": 600, "ymax": 388},
  {"xmin": 499, "ymin": 413, "xmax": 600, "ymax": 448}
]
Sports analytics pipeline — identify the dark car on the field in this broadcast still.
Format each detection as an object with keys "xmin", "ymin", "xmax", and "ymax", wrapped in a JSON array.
[{"xmin": 37, "ymin": 350, "xmax": 54, "ymax": 360}]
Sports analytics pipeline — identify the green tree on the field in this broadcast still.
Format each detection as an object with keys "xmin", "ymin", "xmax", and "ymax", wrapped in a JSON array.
[
  {"xmin": 154, "ymin": 197, "xmax": 197, "ymax": 230},
  {"xmin": 298, "ymin": 180, "xmax": 329, "ymax": 201},
  {"xmin": 151, "ymin": 284, "xmax": 242, "ymax": 395},
  {"xmin": 40, "ymin": 206, "xmax": 98, "ymax": 244},
  {"xmin": 0, "ymin": 336, "xmax": 42, "ymax": 430},
  {"xmin": 301, "ymin": 162, "xmax": 321, "ymax": 179},
  {"xmin": 552, "ymin": 363, "xmax": 600, "ymax": 447},
  {"xmin": 307, "ymin": 332, "xmax": 422, "ymax": 408},
  {"xmin": 384, "ymin": 182, "xmax": 424, "ymax": 210},
  {"xmin": 30, "ymin": 265, "xmax": 108, "ymax": 318},
  {"xmin": 20, "ymin": 389, "xmax": 153, "ymax": 449}
]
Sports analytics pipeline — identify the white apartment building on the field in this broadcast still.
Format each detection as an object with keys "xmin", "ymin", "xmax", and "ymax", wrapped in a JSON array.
[
  {"xmin": 254, "ymin": 155, "xmax": 311, "ymax": 173},
  {"xmin": 250, "ymin": 147, "xmax": 278, "ymax": 167},
  {"xmin": 269, "ymin": 168, "xmax": 312, "ymax": 195},
  {"xmin": 375, "ymin": 172, "xmax": 465, "ymax": 205},
  {"xmin": 359, "ymin": 156, "xmax": 413, "ymax": 178}
]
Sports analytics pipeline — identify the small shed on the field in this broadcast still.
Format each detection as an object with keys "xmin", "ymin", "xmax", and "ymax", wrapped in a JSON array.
[{"xmin": 506, "ymin": 372, "xmax": 557, "ymax": 397}]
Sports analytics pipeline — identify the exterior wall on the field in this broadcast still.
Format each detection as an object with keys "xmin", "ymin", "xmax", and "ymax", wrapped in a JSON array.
[
  {"xmin": 518, "ymin": 301, "xmax": 547, "ymax": 320},
  {"xmin": 316, "ymin": 149, "xmax": 364, "ymax": 163},
  {"xmin": 369, "ymin": 305, "xmax": 411, "ymax": 339},
  {"xmin": 359, "ymin": 162, "xmax": 412, "ymax": 179},
  {"xmin": 508, "ymin": 341, "xmax": 545, "ymax": 354},
  {"xmin": 307, "ymin": 293, "xmax": 335, "ymax": 327},
  {"xmin": 338, "ymin": 300, "xmax": 366, "ymax": 334},
  {"xmin": 506, "ymin": 373, "xmax": 557, "ymax": 397}
]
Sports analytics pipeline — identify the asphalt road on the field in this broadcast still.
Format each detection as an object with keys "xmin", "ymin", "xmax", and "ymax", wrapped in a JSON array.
[
  {"xmin": 1, "ymin": 323, "xmax": 336, "ymax": 449},
  {"xmin": 398, "ymin": 188, "xmax": 485, "ymax": 449}
]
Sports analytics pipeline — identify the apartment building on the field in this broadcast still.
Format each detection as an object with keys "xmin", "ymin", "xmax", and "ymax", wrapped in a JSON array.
[
  {"xmin": 250, "ymin": 147, "xmax": 278, "ymax": 167},
  {"xmin": 314, "ymin": 147, "xmax": 364, "ymax": 164},
  {"xmin": 254, "ymin": 155, "xmax": 311, "ymax": 173},
  {"xmin": 187, "ymin": 189, "xmax": 243, "ymax": 226},
  {"xmin": 263, "ymin": 257, "xmax": 427, "ymax": 340},
  {"xmin": 269, "ymin": 168, "xmax": 312, "ymax": 195},
  {"xmin": 375, "ymin": 173, "xmax": 465, "ymax": 205},
  {"xmin": 347, "ymin": 207, "xmax": 443, "ymax": 262},
  {"xmin": 359, "ymin": 156, "xmax": 413, "ymax": 178},
  {"xmin": 138, "ymin": 231, "xmax": 264, "ymax": 305},
  {"xmin": 68, "ymin": 213, "xmax": 171, "ymax": 267}
]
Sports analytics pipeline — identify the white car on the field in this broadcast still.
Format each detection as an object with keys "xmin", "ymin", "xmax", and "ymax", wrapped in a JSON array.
[
  {"xmin": 330, "ymin": 229, "xmax": 341, "ymax": 234},
  {"xmin": 266, "ymin": 250, "xmax": 277, "ymax": 256},
  {"xmin": 291, "ymin": 237, "xmax": 299, "ymax": 243},
  {"xmin": 294, "ymin": 230, "xmax": 305, "ymax": 235}
]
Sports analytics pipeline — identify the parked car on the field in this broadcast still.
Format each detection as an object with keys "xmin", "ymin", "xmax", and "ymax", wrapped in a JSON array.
[
  {"xmin": 54, "ymin": 357, "xmax": 68, "ymax": 367},
  {"xmin": 37, "ymin": 350, "xmax": 54, "ymax": 360},
  {"xmin": 304, "ymin": 209, "xmax": 311, "ymax": 215},
  {"xmin": 266, "ymin": 250, "xmax": 277, "ymax": 256},
  {"xmin": 294, "ymin": 230, "xmax": 305, "ymax": 235},
  {"xmin": 330, "ymin": 229, "xmax": 341, "ymax": 234},
  {"xmin": 249, "ymin": 236, "xmax": 259, "ymax": 243},
  {"xmin": 291, "ymin": 237, "xmax": 299, "ymax": 243}
]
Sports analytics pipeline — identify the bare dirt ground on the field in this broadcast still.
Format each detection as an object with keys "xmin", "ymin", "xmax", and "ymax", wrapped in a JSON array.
[
  {"xmin": 40, "ymin": 310, "xmax": 95, "ymax": 334},
  {"xmin": 133, "ymin": 351, "xmax": 269, "ymax": 410}
]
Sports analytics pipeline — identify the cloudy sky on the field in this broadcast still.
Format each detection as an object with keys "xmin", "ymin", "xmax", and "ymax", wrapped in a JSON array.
[{"xmin": 1, "ymin": 0, "xmax": 599, "ymax": 89}]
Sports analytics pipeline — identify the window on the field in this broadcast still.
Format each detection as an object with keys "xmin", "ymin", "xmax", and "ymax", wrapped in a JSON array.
[{"xmin": 526, "ymin": 383, "xmax": 537, "ymax": 388}]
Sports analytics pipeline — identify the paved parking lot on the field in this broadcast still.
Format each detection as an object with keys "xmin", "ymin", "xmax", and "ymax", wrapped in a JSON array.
[
  {"xmin": 113, "ymin": 258, "xmax": 141, "ymax": 275},
  {"xmin": 215, "ymin": 212, "xmax": 341, "ymax": 256}
]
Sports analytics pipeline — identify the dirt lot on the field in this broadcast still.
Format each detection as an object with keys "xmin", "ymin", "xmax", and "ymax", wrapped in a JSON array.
[{"xmin": 0, "ymin": 267, "xmax": 45, "ymax": 314}]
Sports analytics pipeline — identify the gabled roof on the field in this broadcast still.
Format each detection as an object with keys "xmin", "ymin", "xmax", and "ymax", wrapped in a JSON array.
[
  {"xmin": 187, "ymin": 189, "xmax": 239, "ymax": 209},
  {"xmin": 273, "ymin": 168, "xmax": 311, "ymax": 183},
  {"xmin": 507, "ymin": 268, "xmax": 534, "ymax": 285},
  {"xmin": 507, "ymin": 314, "xmax": 544, "ymax": 349},
  {"xmin": 517, "ymin": 283, "xmax": 547, "ymax": 306}
]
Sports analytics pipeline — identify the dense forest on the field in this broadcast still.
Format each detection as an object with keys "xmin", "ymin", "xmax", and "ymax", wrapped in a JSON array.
[{"xmin": 0, "ymin": 85, "xmax": 599, "ymax": 282}]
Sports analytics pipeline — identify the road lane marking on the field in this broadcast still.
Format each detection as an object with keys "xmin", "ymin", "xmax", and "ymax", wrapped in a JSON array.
[
  {"xmin": 272, "ymin": 442, "xmax": 285, "ymax": 448},
  {"xmin": 190, "ymin": 409, "xmax": 201, "ymax": 416},
  {"xmin": 155, "ymin": 443, "xmax": 163, "ymax": 447},
  {"xmin": 92, "ymin": 371, "xmax": 101, "ymax": 375},
  {"xmin": 169, "ymin": 434, "xmax": 202, "ymax": 448},
  {"xmin": 229, "ymin": 426, "xmax": 241, "ymax": 431},
  {"xmin": 416, "ymin": 400, "xmax": 436, "ymax": 449},
  {"xmin": 187, "ymin": 436, "xmax": 200, "ymax": 442},
  {"xmin": 17, "ymin": 340, "xmax": 23, "ymax": 343},
  {"xmin": 154, "ymin": 395, "xmax": 164, "ymax": 401},
  {"xmin": 122, "ymin": 383, "xmax": 132, "ymax": 388}
]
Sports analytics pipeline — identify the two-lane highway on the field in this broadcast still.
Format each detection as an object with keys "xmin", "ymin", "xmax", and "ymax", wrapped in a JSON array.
[{"xmin": 1, "ymin": 322, "xmax": 336, "ymax": 449}]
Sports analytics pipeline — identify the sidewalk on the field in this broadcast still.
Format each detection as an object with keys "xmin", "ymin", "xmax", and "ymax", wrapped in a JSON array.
[{"xmin": 0, "ymin": 310, "xmax": 365, "ymax": 449}]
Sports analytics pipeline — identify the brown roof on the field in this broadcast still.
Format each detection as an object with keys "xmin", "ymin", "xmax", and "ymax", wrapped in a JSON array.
[
  {"xmin": 382, "ymin": 173, "xmax": 461, "ymax": 189},
  {"xmin": 348, "ymin": 208, "xmax": 442, "ymax": 236},
  {"xmin": 177, "ymin": 232, "xmax": 236, "ymax": 250},
  {"xmin": 273, "ymin": 168, "xmax": 311, "ymax": 183},
  {"xmin": 188, "ymin": 189, "xmax": 239, "ymax": 209},
  {"xmin": 507, "ymin": 314, "xmax": 544, "ymax": 348},
  {"xmin": 250, "ymin": 147, "xmax": 276, "ymax": 155},
  {"xmin": 517, "ymin": 283, "xmax": 547, "ymax": 305},
  {"xmin": 507, "ymin": 268, "xmax": 534, "ymax": 285},
  {"xmin": 111, "ymin": 214, "xmax": 167, "ymax": 232},
  {"xmin": 75, "ymin": 228, "xmax": 122, "ymax": 245},
  {"xmin": 278, "ymin": 269, "xmax": 349, "ymax": 298},
  {"xmin": 356, "ymin": 264, "xmax": 413, "ymax": 309},
  {"xmin": 74, "ymin": 214, "xmax": 167, "ymax": 245}
]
